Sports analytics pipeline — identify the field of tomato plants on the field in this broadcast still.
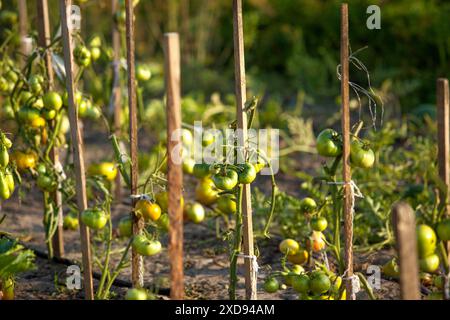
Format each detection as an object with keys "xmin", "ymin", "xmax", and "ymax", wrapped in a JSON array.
[{"xmin": 0, "ymin": 0, "xmax": 450, "ymax": 303}]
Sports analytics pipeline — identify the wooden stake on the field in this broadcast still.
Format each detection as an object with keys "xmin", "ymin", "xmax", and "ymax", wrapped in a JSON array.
[
  {"xmin": 18, "ymin": 0, "xmax": 29, "ymax": 65},
  {"xmin": 36, "ymin": 0, "xmax": 65, "ymax": 259},
  {"xmin": 437, "ymin": 78, "xmax": 450, "ymax": 269},
  {"xmin": 59, "ymin": 0, "xmax": 94, "ymax": 300},
  {"xmin": 232, "ymin": 0, "xmax": 257, "ymax": 300},
  {"xmin": 164, "ymin": 33, "xmax": 184, "ymax": 300},
  {"xmin": 340, "ymin": 3, "xmax": 354, "ymax": 300},
  {"xmin": 125, "ymin": 0, "xmax": 144, "ymax": 288},
  {"xmin": 112, "ymin": 0, "xmax": 122, "ymax": 201},
  {"xmin": 392, "ymin": 202, "xmax": 421, "ymax": 300}
]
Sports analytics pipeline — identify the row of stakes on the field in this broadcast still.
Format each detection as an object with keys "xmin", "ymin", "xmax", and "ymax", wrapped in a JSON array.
[{"xmin": 14, "ymin": 0, "xmax": 450, "ymax": 300}]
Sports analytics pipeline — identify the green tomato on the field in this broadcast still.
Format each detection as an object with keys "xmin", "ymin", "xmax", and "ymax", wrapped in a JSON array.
[
  {"xmin": 74, "ymin": 45, "xmax": 91, "ymax": 67},
  {"xmin": 132, "ymin": 235, "xmax": 162, "ymax": 256},
  {"xmin": 182, "ymin": 158, "xmax": 195, "ymax": 175},
  {"xmin": 292, "ymin": 274, "xmax": 310, "ymax": 294},
  {"xmin": 350, "ymin": 140, "xmax": 375, "ymax": 169},
  {"xmin": 212, "ymin": 169, "xmax": 238, "ymax": 191},
  {"xmin": 90, "ymin": 47, "xmax": 101, "ymax": 61},
  {"xmin": 0, "ymin": 145, "xmax": 9, "ymax": 168},
  {"xmin": 237, "ymin": 163, "xmax": 257, "ymax": 184},
  {"xmin": 18, "ymin": 107, "xmax": 40, "ymax": 124},
  {"xmin": 309, "ymin": 271, "xmax": 331, "ymax": 295},
  {"xmin": 419, "ymin": 253, "xmax": 440, "ymax": 273},
  {"xmin": 193, "ymin": 163, "xmax": 211, "ymax": 179},
  {"xmin": 310, "ymin": 217, "xmax": 327, "ymax": 232},
  {"xmin": 136, "ymin": 65, "xmax": 151, "ymax": 82},
  {"xmin": 37, "ymin": 174, "xmax": 57, "ymax": 192},
  {"xmin": 300, "ymin": 197, "xmax": 317, "ymax": 213},
  {"xmin": 184, "ymin": 202, "xmax": 205, "ymax": 224},
  {"xmin": 437, "ymin": 219, "xmax": 450, "ymax": 241},
  {"xmin": 0, "ymin": 277, "xmax": 14, "ymax": 300},
  {"xmin": 63, "ymin": 91, "xmax": 83, "ymax": 107},
  {"xmin": 316, "ymin": 129, "xmax": 342, "ymax": 157},
  {"xmin": 156, "ymin": 213, "xmax": 170, "ymax": 232},
  {"xmin": 81, "ymin": 208, "xmax": 108, "ymax": 230},
  {"xmin": 0, "ymin": 171, "xmax": 11, "ymax": 200},
  {"xmin": 217, "ymin": 194, "xmax": 237, "ymax": 215},
  {"xmin": 43, "ymin": 91, "xmax": 63, "ymax": 111},
  {"xmin": 125, "ymin": 288, "xmax": 147, "ymax": 300},
  {"xmin": 202, "ymin": 131, "xmax": 215, "ymax": 147},
  {"xmin": 279, "ymin": 238, "xmax": 300, "ymax": 255},
  {"xmin": 263, "ymin": 277, "xmax": 279, "ymax": 293},
  {"xmin": 4, "ymin": 169, "xmax": 14, "ymax": 193},
  {"xmin": 118, "ymin": 216, "xmax": 133, "ymax": 237},
  {"xmin": 416, "ymin": 224, "xmax": 437, "ymax": 258}
]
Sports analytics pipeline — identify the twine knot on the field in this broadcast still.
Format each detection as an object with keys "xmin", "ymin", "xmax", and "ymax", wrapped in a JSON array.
[{"xmin": 237, "ymin": 254, "xmax": 259, "ymax": 275}]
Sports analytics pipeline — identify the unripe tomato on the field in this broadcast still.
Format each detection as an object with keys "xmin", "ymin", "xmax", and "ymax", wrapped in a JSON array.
[
  {"xmin": 43, "ymin": 109, "xmax": 56, "ymax": 120},
  {"xmin": 217, "ymin": 194, "xmax": 237, "ymax": 215},
  {"xmin": 263, "ymin": 277, "xmax": 279, "ymax": 293},
  {"xmin": 74, "ymin": 45, "xmax": 91, "ymax": 67},
  {"xmin": 279, "ymin": 238, "xmax": 300, "ymax": 255},
  {"xmin": 18, "ymin": 107, "xmax": 40, "ymax": 124},
  {"xmin": 81, "ymin": 208, "xmax": 108, "ymax": 230},
  {"xmin": 287, "ymin": 249, "xmax": 309, "ymax": 265},
  {"xmin": 437, "ymin": 219, "xmax": 450, "ymax": 241},
  {"xmin": 254, "ymin": 161, "xmax": 265, "ymax": 173},
  {"xmin": 136, "ymin": 65, "xmax": 151, "ymax": 82},
  {"xmin": 316, "ymin": 129, "xmax": 342, "ymax": 157},
  {"xmin": 309, "ymin": 271, "xmax": 331, "ymax": 295},
  {"xmin": 118, "ymin": 216, "xmax": 133, "ymax": 237},
  {"xmin": 284, "ymin": 265, "xmax": 304, "ymax": 286},
  {"xmin": 0, "ymin": 171, "xmax": 11, "ymax": 200},
  {"xmin": 63, "ymin": 91, "xmax": 83, "ymax": 107},
  {"xmin": 90, "ymin": 47, "xmax": 101, "ymax": 61},
  {"xmin": 292, "ymin": 274, "xmax": 310, "ymax": 294},
  {"xmin": 195, "ymin": 178, "xmax": 219, "ymax": 206},
  {"xmin": 193, "ymin": 163, "xmax": 211, "ymax": 179},
  {"xmin": 310, "ymin": 216, "xmax": 327, "ymax": 232},
  {"xmin": 0, "ymin": 145, "xmax": 9, "ymax": 167},
  {"xmin": 202, "ymin": 131, "xmax": 215, "ymax": 147},
  {"xmin": 63, "ymin": 213, "xmax": 79, "ymax": 230},
  {"xmin": 0, "ymin": 278, "xmax": 14, "ymax": 300},
  {"xmin": 134, "ymin": 200, "xmax": 161, "ymax": 222},
  {"xmin": 132, "ymin": 235, "xmax": 162, "ymax": 256},
  {"xmin": 300, "ymin": 197, "xmax": 317, "ymax": 213},
  {"xmin": 419, "ymin": 253, "xmax": 440, "ymax": 273},
  {"xmin": 212, "ymin": 169, "xmax": 238, "ymax": 191},
  {"xmin": 155, "ymin": 191, "xmax": 184, "ymax": 213},
  {"xmin": 85, "ymin": 104, "xmax": 101, "ymax": 120},
  {"xmin": 125, "ymin": 288, "xmax": 147, "ymax": 300},
  {"xmin": 182, "ymin": 158, "xmax": 195, "ymax": 175},
  {"xmin": 237, "ymin": 163, "xmax": 257, "ymax": 184},
  {"xmin": 43, "ymin": 91, "xmax": 63, "ymax": 111},
  {"xmin": 184, "ymin": 202, "xmax": 205, "ymax": 223},
  {"xmin": 416, "ymin": 224, "xmax": 437, "ymax": 258},
  {"xmin": 382, "ymin": 258, "xmax": 399, "ymax": 278},
  {"xmin": 37, "ymin": 174, "xmax": 57, "ymax": 192},
  {"xmin": 350, "ymin": 140, "xmax": 375, "ymax": 169},
  {"xmin": 156, "ymin": 213, "xmax": 170, "ymax": 232},
  {"xmin": 4, "ymin": 169, "xmax": 14, "ymax": 193}
]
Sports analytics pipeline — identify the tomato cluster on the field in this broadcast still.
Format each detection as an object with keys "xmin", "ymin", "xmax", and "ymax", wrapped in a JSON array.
[{"xmin": 0, "ymin": 131, "xmax": 16, "ymax": 200}]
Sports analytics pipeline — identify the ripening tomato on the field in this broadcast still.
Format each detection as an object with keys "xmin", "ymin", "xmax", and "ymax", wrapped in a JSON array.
[
  {"xmin": 118, "ymin": 216, "xmax": 132, "ymax": 237},
  {"xmin": 350, "ymin": 140, "xmax": 375, "ymax": 169},
  {"xmin": 184, "ymin": 202, "xmax": 205, "ymax": 224},
  {"xmin": 135, "ymin": 200, "xmax": 161, "ymax": 222},
  {"xmin": 43, "ymin": 91, "xmax": 63, "ymax": 111},
  {"xmin": 309, "ymin": 271, "xmax": 331, "ymax": 295},
  {"xmin": 98, "ymin": 162, "xmax": 118, "ymax": 181},
  {"xmin": 416, "ymin": 224, "xmax": 437, "ymax": 258},
  {"xmin": 287, "ymin": 249, "xmax": 309, "ymax": 265},
  {"xmin": 316, "ymin": 129, "xmax": 342, "ymax": 157},
  {"xmin": 125, "ymin": 288, "xmax": 148, "ymax": 300},
  {"xmin": 195, "ymin": 178, "xmax": 219, "ymax": 206},
  {"xmin": 300, "ymin": 197, "xmax": 317, "ymax": 213},
  {"xmin": 12, "ymin": 151, "xmax": 37, "ymax": 171},
  {"xmin": 237, "ymin": 163, "xmax": 257, "ymax": 184},
  {"xmin": 81, "ymin": 208, "xmax": 108, "ymax": 230},
  {"xmin": 307, "ymin": 231, "xmax": 326, "ymax": 252},
  {"xmin": 311, "ymin": 216, "xmax": 327, "ymax": 232},
  {"xmin": 217, "ymin": 194, "xmax": 237, "ymax": 215},
  {"xmin": 419, "ymin": 254, "xmax": 440, "ymax": 273},
  {"xmin": 0, "ymin": 278, "xmax": 14, "ymax": 300},
  {"xmin": 132, "ymin": 235, "xmax": 162, "ymax": 256},
  {"xmin": 63, "ymin": 213, "xmax": 79, "ymax": 230},
  {"xmin": 437, "ymin": 219, "xmax": 450, "ymax": 241},
  {"xmin": 212, "ymin": 169, "xmax": 238, "ymax": 191},
  {"xmin": 263, "ymin": 277, "xmax": 279, "ymax": 293},
  {"xmin": 279, "ymin": 239, "xmax": 300, "ymax": 255}
]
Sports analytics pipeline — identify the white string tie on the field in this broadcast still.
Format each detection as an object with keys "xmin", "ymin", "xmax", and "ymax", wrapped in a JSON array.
[{"xmin": 237, "ymin": 254, "xmax": 259, "ymax": 275}]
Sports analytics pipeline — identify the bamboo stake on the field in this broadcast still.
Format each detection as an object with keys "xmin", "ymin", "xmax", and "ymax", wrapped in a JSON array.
[
  {"xmin": 392, "ymin": 202, "xmax": 421, "ymax": 300},
  {"xmin": 232, "ymin": 0, "xmax": 257, "ymax": 300},
  {"xmin": 125, "ymin": 0, "xmax": 144, "ymax": 288},
  {"xmin": 164, "ymin": 33, "xmax": 184, "ymax": 300},
  {"xmin": 437, "ymin": 78, "xmax": 450, "ymax": 272},
  {"xmin": 112, "ymin": 0, "xmax": 122, "ymax": 201},
  {"xmin": 36, "ymin": 0, "xmax": 65, "ymax": 259},
  {"xmin": 59, "ymin": 0, "xmax": 94, "ymax": 300},
  {"xmin": 340, "ymin": 3, "xmax": 355, "ymax": 300}
]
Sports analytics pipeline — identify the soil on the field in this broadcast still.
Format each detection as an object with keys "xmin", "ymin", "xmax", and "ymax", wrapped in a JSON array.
[{"xmin": 0, "ymin": 122, "xmax": 403, "ymax": 300}]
